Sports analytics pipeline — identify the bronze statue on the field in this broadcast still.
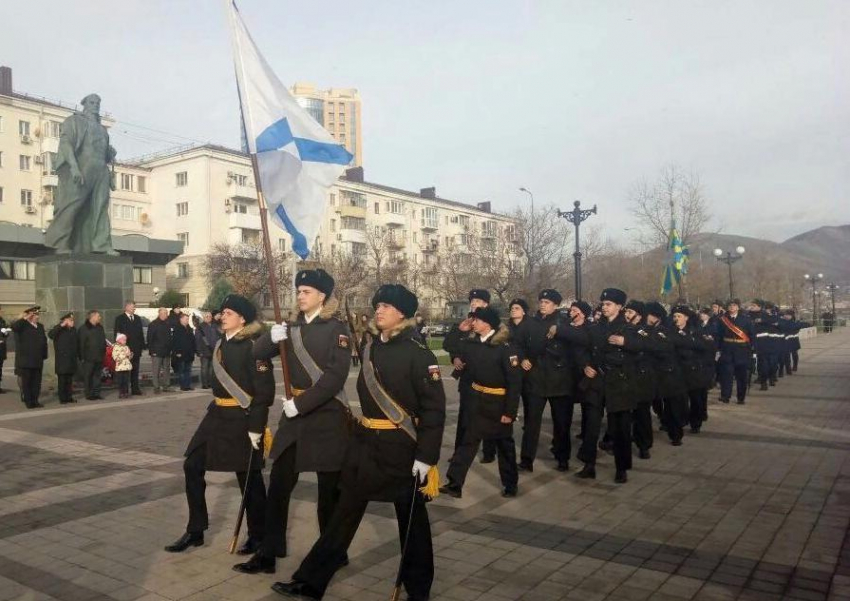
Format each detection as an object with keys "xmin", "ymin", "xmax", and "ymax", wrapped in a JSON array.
[{"xmin": 44, "ymin": 94, "xmax": 117, "ymax": 254}]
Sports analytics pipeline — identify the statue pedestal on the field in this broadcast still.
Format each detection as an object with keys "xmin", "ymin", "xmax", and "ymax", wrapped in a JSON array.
[{"xmin": 35, "ymin": 254, "xmax": 135, "ymax": 386}]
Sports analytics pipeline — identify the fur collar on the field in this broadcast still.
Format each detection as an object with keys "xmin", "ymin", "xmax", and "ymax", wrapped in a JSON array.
[
  {"xmin": 299, "ymin": 296, "xmax": 341, "ymax": 323},
  {"xmin": 484, "ymin": 323, "xmax": 510, "ymax": 346},
  {"xmin": 231, "ymin": 321, "xmax": 263, "ymax": 341},
  {"xmin": 368, "ymin": 317, "xmax": 418, "ymax": 341}
]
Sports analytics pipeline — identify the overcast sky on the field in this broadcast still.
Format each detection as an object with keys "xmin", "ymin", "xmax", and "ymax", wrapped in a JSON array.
[{"xmin": 3, "ymin": 0, "xmax": 847, "ymax": 244}]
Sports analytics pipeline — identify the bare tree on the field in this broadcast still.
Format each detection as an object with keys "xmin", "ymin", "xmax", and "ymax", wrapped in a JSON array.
[
  {"xmin": 629, "ymin": 164, "xmax": 711, "ymax": 247},
  {"xmin": 510, "ymin": 204, "xmax": 573, "ymax": 296},
  {"xmin": 202, "ymin": 242, "xmax": 292, "ymax": 304},
  {"xmin": 309, "ymin": 247, "xmax": 369, "ymax": 306}
]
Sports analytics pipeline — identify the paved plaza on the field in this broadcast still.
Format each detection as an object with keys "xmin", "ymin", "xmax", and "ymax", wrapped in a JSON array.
[{"xmin": 0, "ymin": 329, "xmax": 848, "ymax": 601}]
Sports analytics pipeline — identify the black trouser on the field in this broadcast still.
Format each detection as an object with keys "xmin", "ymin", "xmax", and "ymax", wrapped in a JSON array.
[
  {"xmin": 577, "ymin": 402, "xmax": 603, "ymax": 466},
  {"xmin": 481, "ymin": 439, "xmax": 497, "ymax": 460},
  {"xmin": 756, "ymin": 353, "xmax": 775, "ymax": 384},
  {"xmin": 293, "ymin": 485, "xmax": 433, "ymax": 600},
  {"xmin": 688, "ymin": 388, "xmax": 708, "ymax": 430},
  {"xmin": 129, "ymin": 352, "xmax": 141, "ymax": 392},
  {"xmin": 57, "ymin": 373, "xmax": 74, "ymax": 402},
  {"xmin": 662, "ymin": 395, "xmax": 687, "ymax": 443},
  {"xmin": 116, "ymin": 371, "xmax": 130, "ymax": 395},
  {"xmin": 791, "ymin": 349, "xmax": 799, "ymax": 371},
  {"xmin": 719, "ymin": 361, "xmax": 748, "ymax": 402},
  {"xmin": 0, "ymin": 358, "xmax": 4, "ymax": 389},
  {"xmin": 632, "ymin": 402, "xmax": 653, "ymax": 452},
  {"xmin": 446, "ymin": 434, "xmax": 517, "ymax": 491},
  {"xmin": 18, "ymin": 368, "xmax": 43, "ymax": 407},
  {"xmin": 261, "ymin": 443, "xmax": 341, "ymax": 558},
  {"xmin": 199, "ymin": 356, "xmax": 213, "ymax": 388},
  {"xmin": 183, "ymin": 445, "xmax": 266, "ymax": 539},
  {"xmin": 82, "ymin": 360, "xmax": 102, "ymax": 398},
  {"xmin": 520, "ymin": 394, "xmax": 571, "ymax": 465},
  {"xmin": 607, "ymin": 410, "xmax": 632, "ymax": 472},
  {"xmin": 452, "ymin": 379, "xmax": 473, "ymax": 454}
]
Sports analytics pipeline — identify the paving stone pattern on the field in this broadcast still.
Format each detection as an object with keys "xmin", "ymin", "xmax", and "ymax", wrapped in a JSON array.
[{"xmin": 0, "ymin": 329, "xmax": 847, "ymax": 600}]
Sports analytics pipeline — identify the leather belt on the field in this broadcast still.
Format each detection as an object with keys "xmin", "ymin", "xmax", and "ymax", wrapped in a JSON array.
[{"xmin": 472, "ymin": 382, "xmax": 507, "ymax": 396}]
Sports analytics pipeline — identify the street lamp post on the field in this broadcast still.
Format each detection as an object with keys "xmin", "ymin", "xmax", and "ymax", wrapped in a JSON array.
[
  {"xmin": 557, "ymin": 200, "xmax": 597, "ymax": 300},
  {"xmin": 519, "ymin": 187, "xmax": 534, "ymax": 282},
  {"xmin": 803, "ymin": 273, "xmax": 824, "ymax": 326},
  {"xmin": 825, "ymin": 281, "xmax": 839, "ymax": 325},
  {"xmin": 712, "ymin": 246, "xmax": 746, "ymax": 299}
]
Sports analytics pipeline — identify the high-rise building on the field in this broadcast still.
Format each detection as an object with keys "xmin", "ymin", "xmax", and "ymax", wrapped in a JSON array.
[{"xmin": 290, "ymin": 82, "xmax": 362, "ymax": 167}]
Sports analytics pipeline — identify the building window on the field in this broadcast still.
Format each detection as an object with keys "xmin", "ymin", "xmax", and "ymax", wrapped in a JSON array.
[
  {"xmin": 177, "ymin": 232, "xmax": 189, "ymax": 247},
  {"xmin": 121, "ymin": 173, "xmax": 135, "ymax": 191},
  {"xmin": 341, "ymin": 216, "xmax": 366, "ymax": 231},
  {"xmin": 420, "ymin": 207, "xmax": 438, "ymax": 229},
  {"xmin": 232, "ymin": 173, "xmax": 249, "ymax": 186},
  {"xmin": 176, "ymin": 171, "xmax": 188, "ymax": 187},
  {"xmin": 341, "ymin": 190, "xmax": 366, "ymax": 208},
  {"xmin": 387, "ymin": 200, "xmax": 404, "ymax": 214},
  {"xmin": 351, "ymin": 242, "xmax": 366, "ymax": 257},
  {"xmin": 44, "ymin": 120, "xmax": 62, "ymax": 138},
  {"xmin": 0, "ymin": 116, "xmax": 3, "ymax": 132},
  {"xmin": 0, "ymin": 260, "xmax": 36, "ymax": 280},
  {"xmin": 133, "ymin": 266, "xmax": 153, "ymax": 284},
  {"xmin": 137, "ymin": 176, "xmax": 147, "ymax": 193},
  {"xmin": 374, "ymin": 202, "xmax": 379, "ymax": 214},
  {"xmin": 122, "ymin": 205, "xmax": 137, "ymax": 221},
  {"xmin": 176, "ymin": 262, "xmax": 190, "ymax": 278},
  {"xmin": 339, "ymin": 134, "xmax": 346, "ymax": 144},
  {"xmin": 0, "ymin": 151, "xmax": 3, "ymax": 167},
  {"xmin": 330, "ymin": 219, "xmax": 336, "ymax": 232},
  {"xmin": 21, "ymin": 190, "xmax": 33, "ymax": 207},
  {"xmin": 176, "ymin": 201, "xmax": 189, "ymax": 216},
  {"xmin": 41, "ymin": 152, "xmax": 57, "ymax": 176},
  {"xmin": 0, "ymin": 187, "xmax": 3, "ymax": 202},
  {"xmin": 18, "ymin": 120, "xmax": 30, "ymax": 137},
  {"xmin": 19, "ymin": 155, "xmax": 31, "ymax": 171},
  {"xmin": 329, "ymin": 193, "xmax": 336, "ymax": 206},
  {"xmin": 482, "ymin": 221, "xmax": 496, "ymax": 238},
  {"xmin": 278, "ymin": 238, "xmax": 286, "ymax": 252},
  {"xmin": 233, "ymin": 203, "xmax": 248, "ymax": 214}
]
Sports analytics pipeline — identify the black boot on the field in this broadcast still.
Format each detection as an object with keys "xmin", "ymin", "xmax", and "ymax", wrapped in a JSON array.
[
  {"xmin": 164, "ymin": 532, "xmax": 204, "ymax": 553},
  {"xmin": 638, "ymin": 448, "xmax": 651, "ymax": 460},
  {"xmin": 233, "ymin": 552, "xmax": 276, "ymax": 574},
  {"xmin": 556, "ymin": 460, "xmax": 569, "ymax": 472},
  {"xmin": 480, "ymin": 455, "xmax": 496, "ymax": 464},
  {"xmin": 439, "ymin": 483, "xmax": 462, "ymax": 498},
  {"xmin": 719, "ymin": 397, "xmax": 730, "ymax": 404},
  {"xmin": 760, "ymin": 382, "xmax": 768, "ymax": 391},
  {"xmin": 576, "ymin": 464, "xmax": 596, "ymax": 479},
  {"xmin": 270, "ymin": 580, "xmax": 322, "ymax": 599},
  {"xmin": 517, "ymin": 461, "xmax": 534, "ymax": 473},
  {"xmin": 614, "ymin": 470, "xmax": 628, "ymax": 484}
]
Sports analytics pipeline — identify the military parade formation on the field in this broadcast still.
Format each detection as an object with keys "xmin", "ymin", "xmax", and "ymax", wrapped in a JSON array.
[{"xmin": 0, "ymin": 271, "xmax": 812, "ymax": 601}]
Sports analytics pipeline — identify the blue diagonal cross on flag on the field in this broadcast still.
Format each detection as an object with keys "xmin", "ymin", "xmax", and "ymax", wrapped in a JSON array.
[{"xmin": 227, "ymin": 1, "xmax": 353, "ymax": 259}]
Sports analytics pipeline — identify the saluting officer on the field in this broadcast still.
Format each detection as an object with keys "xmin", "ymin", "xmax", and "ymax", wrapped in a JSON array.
[
  {"xmin": 48, "ymin": 312, "xmax": 79, "ymax": 404},
  {"xmin": 11, "ymin": 306, "xmax": 48, "ymax": 409},
  {"xmin": 165, "ymin": 295, "xmax": 275, "ymax": 553},
  {"xmin": 444, "ymin": 289, "xmax": 496, "ymax": 464},
  {"xmin": 441, "ymin": 306, "xmax": 522, "ymax": 498},
  {"xmin": 716, "ymin": 299, "xmax": 754, "ymax": 404},
  {"xmin": 234, "ymin": 269, "xmax": 352, "ymax": 574},
  {"xmin": 271, "ymin": 284, "xmax": 445, "ymax": 601}
]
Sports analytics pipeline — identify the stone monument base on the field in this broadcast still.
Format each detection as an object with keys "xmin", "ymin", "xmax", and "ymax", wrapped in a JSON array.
[{"xmin": 35, "ymin": 254, "xmax": 134, "ymax": 386}]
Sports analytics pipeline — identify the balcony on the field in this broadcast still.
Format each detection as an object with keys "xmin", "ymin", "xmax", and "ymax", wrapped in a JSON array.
[
  {"xmin": 229, "ymin": 184, "xmax": 256, "ymax": 203},
  {"xmin": 420, "ymin": 219, "xmax": 438, "ymax": 231},
  {"xmin": 339, "ymin": 228, "xmax": 366, "ymax": 244},
  {"xmin": 229, "ymin": 211, "xmax": 261, "ymax": 230},
  {"xmin": 338, "ymin": 204, "xmax": 366, "ymax": 219},
  {"xmin": 385, "ymin": 213, "xmax": 405, "ymax": 227},
  {"xmin": 420, "ymin": 240, "xmax": 439, "ymax": 253},
  {"xmin": 42, "ymin": 175, "xmax": 58, "ymax": 187},
  {"xmin": 386, "ymin": 236, "xmax": 405, "ymax": 250}
]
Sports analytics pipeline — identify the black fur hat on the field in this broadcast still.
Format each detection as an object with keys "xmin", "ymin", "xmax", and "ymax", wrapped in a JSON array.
[{"xmin": 372, "ymin": 284, "xmax": 418, "ymax": 318}]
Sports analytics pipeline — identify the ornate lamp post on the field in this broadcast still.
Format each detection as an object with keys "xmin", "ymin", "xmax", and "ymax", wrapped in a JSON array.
[
  {"xmin": 825, "ymin": 281, "xmax": 839, "ymax": 325},
  {"xmin": 803, "ymin": 273, "xmax": 823, "ymax": 325},
  {"xmin": 557, "ymin": 200, "xmax": 597, "ymax": 300},
  {"xmin": 712, "ymin": 246, "xmax": 746, "ymax": 299}
]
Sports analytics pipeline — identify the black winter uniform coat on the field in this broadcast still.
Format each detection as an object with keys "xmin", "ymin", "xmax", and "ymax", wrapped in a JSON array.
[
  {"xmin": 626, "ymin": 322, "xmax": 687, "ymax": 399},
  {"xmin": 253, "ymin": 299, "xmax": 352, "ymax": 472},
  {"xmin": 11, "ymin": 319, "xmax": 47, "ymax": 371},
  {"xmin": 554, "ymin": 319, "xmax": 592, "ymax": 399},
  {"xmin": 458, "ymin": 325, "xmax": 522, "ymax": 440},
  {"xmin": 345, "ymin": 321, "xmax": 446, "ymax": 502},
  {"xmin": 507, "ymin": 315, "xmax": 545, "ymax": 395},
  {"xmin": 48, "ymin": 324, "xmax": 79, "ymax": 375},
  {"xmin": 673, "ymin": 325, "xmax": 714, "ymax": 390},
  {"xmin": 623, "ymin": 320, "xmax": 656, "ymax": 404},
  {"xmin": 529, "ymin": 311, "xmax": 573, "ymax": 398},
  {"xmin": 586, "ymin": 312, "xmax": 637, "ymax": 414},
  {"xmin": 184, "ymin": 322, "xmax": 276, "ymax": 472},
  {"xmin": 77, "ymin": 322, "xmax": 106, "ymax": 363},
  {"xmin": 146, "ymin": 318, "xmax": 173, "ymax": 357}
]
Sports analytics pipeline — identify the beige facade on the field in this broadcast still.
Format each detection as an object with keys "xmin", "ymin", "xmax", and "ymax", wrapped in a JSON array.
[{"xmin": 290, "ymin": 82, "xmax": 362, "ymax": 167}]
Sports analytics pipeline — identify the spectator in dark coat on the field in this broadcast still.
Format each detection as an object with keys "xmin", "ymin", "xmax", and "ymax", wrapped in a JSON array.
[
  {"xmin": 48, "ymin": 313, "xmax": 79, "ymax": 404},
  {"xmin": 78, "ymin": 310, "xmax": 107, "ymax": 400},
  {"xmin": 194, "ymin": 312, "xmax": 219, "ymax": 389},
  {"xmin": 0, "ymin": 306, "xmax": 10, "ymax": 394},
  {"xmin": 147, "ymin": 308, "xmax": 173, "ymax": 393},
  {"xmin": 172, "ymin": 314, "xmax": 196, "ymax": 391},
  {"xmin": 114, "ymin": 300, "xmax": 146, "ymax": 395},
  {"xmin": 167, "ymin": 305, "xmax": 184, "ymax": 329},
  {"xmin": 12, "ymin": 306, "xmax": 48, "ymax": 408}
]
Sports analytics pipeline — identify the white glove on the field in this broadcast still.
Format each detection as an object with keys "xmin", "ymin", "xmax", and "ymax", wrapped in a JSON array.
[
  {"xmin": 0, "ymin": 328, "xmax": 10, "ymax": 334},
  {"xmin": 282, "ymin": 397, "xmax": 299, "ymax": 418},
  {"xmin": 271, "ymin": 323, "xmax": 288, "ymax": 344},
  {"xmin": 248, "ymin": 431, "xmax": 262, "ymax": 450},
  {"xmin": 412, "ymin": 460, "xmax": 432, "ymax": 484},
  {"xmin": 752, "ymin": 354, "xmax": 757, "ymax": 360}
]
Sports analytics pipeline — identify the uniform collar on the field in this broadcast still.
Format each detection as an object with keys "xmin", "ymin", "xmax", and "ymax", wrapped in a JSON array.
[
  {"xmin": 304, "ymin": 307, "xmax": 322, "ymax": 324},
  {"xmin": 479, "ymin": 329, "xmax": 495, "ymax": 344},
  {"xmin": 225, "ymin": 326, "xmax": 244, "ymax": 341}
]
